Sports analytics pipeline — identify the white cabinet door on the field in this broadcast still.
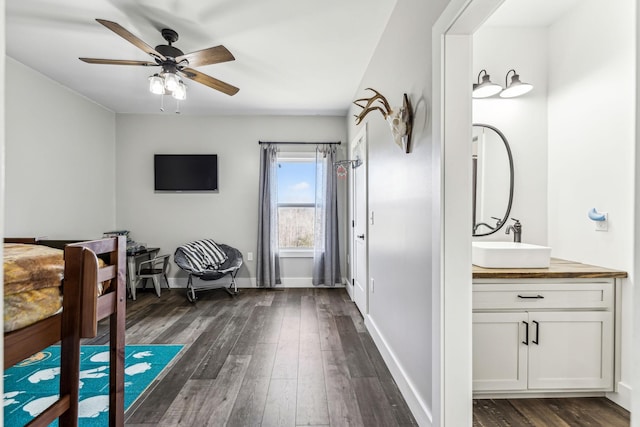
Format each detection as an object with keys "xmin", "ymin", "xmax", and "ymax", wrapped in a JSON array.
[
  {"xmin": 528, "ymin": 311, "xmax": 613, "ymax": 390},
  {"xmin": 473, "ymin": 312, "xmax": 528, "ymax": 391}
]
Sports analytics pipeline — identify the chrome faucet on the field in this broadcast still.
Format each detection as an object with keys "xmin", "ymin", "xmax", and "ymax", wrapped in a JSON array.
[{"xmin": 505, "ymin": 218, "xmax": 522, "ymax": 242}]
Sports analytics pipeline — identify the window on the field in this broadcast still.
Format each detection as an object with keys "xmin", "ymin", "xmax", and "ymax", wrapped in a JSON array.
[{"xmin": 277, "ymin": 153, "xmax": 315, "ymax": 252}]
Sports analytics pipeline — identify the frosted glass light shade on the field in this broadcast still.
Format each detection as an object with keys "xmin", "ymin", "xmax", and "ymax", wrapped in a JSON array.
[
  {"xmin": 163, "ymin": 72, "xmax": 180, "ymax": 92},
  {"xmin": 172, "ymin": 81, "xmax": 187, "ymax": 100},
  {"xmin": 148, "ymin": 75, "xmax": 165, "ymax": 95}
]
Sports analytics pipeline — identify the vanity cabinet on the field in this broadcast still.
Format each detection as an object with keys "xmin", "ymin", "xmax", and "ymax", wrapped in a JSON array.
[{"xmin": 473, "ymin": 280, "xmax": 615, "ymax": 394}]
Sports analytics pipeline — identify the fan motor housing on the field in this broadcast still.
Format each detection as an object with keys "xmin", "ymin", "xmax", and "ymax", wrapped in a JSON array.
[
  {"xmin": 156, "ymin": 28, "xmax": 183, "ymax": 60},
  {"xmin": 155, "ymin": 44, "xmax": 184, "ymax": 60}
]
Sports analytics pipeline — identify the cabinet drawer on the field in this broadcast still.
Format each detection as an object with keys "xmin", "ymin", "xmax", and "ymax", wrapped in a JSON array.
[{"xmin": 473, "ymin": 282, "xmax": 613, "ymax": 310}]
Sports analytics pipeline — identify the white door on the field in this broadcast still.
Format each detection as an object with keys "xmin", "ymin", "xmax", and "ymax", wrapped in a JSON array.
[{"xmin": 351, "ymin": 127, "xmax": 368, "ymax": 315}]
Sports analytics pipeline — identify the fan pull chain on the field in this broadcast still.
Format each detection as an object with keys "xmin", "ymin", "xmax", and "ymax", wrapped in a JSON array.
[{"xmin": 160, "ymin": 94, "xmax": 165, "ymax": 112}]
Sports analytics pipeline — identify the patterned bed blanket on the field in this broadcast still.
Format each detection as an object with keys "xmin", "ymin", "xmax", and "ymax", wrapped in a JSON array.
[
  {"xmin": 4, "ymin": 243, "xmax": 65, "ymax": 333},
  {"xmin": 3, "ymin": 243, "xmax": 113, "ymax": 332},
  {"xmin": 4, "ymin": 243, "xmax": 64, "ymax": 294}
]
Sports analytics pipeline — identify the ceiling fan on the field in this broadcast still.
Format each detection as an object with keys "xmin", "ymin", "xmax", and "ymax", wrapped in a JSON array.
[{"xmin": 79, "ymin": 19, "xmax": 239, "ymax": 96}]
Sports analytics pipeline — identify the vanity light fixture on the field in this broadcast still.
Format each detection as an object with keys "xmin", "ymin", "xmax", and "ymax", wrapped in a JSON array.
[
  {"xmin": 500, "ymin": 69, "xmax": 533, "ymax": 98},
  {"xmin": 472, "ymin": 69, "xmax": 502, "ymax": 98}
]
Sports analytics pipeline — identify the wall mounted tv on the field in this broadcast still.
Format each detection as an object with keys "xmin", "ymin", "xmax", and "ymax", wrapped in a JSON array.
[{"xmin": 154, "ymin": 154, "xmax": 218, "ymax": 192}]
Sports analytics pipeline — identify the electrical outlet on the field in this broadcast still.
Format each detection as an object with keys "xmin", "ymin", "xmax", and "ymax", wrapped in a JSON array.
[
  {"xmin": 595, "ymin": 213, "xmax": 608, "ymax": 231},
  {"xmin": 247, "ymin": 252, "xmax": 254, "ymax": 261}
]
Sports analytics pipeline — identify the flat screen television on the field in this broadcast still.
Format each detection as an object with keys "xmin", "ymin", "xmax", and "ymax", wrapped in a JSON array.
[{"xmin": 154, "ymin": 154, "xmax": 218, "ymax": 192}]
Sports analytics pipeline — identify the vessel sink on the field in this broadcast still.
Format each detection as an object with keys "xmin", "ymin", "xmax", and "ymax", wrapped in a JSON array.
[{"xmin": 472, "ymin": 241, "xmax": 551, "ymax": 268}]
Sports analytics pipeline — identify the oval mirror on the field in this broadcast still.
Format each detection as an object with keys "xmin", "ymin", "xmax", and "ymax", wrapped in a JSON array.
[{"xmin": 472, "ymin": 124, "xmax": 514, "ymax": 236}]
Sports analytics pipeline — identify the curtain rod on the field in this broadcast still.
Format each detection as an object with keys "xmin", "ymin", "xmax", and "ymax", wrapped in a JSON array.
[{"xmin": 258, "ymin": 141, "xmax": 341, "ymax": 145}]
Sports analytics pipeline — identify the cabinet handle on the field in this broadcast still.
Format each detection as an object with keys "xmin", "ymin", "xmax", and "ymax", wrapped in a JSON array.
[
  {"xmin": 517, "ymin": 294, "xmax": 545, "ymax": 299},
  {"xmin": 532, "ymin": 320, "xmax": 539, "ymax": 345},
  {"xmin": 522, "ymin": 321, "xmax": 529, "ymax": 345}
]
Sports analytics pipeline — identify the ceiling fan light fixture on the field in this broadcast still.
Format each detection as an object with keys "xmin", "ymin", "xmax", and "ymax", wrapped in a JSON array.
[
  {"xmin": 81, "ymin": 19, "xmax": 239, "ymax": 105},
  {"xmin": 163, "ymin": 72, "xmax": 180, "ymax": 92},
  {"xmin": 172, "ymin": 81, "xmax": 187, "ymax": 100},
  {"xmin": 148, "ymin": 74, "xmax": 165, "ymax": 95}
]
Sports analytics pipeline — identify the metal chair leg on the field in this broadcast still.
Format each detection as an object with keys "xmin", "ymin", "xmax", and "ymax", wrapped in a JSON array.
[
  {"xmin": 152, "ymin": 276, "xmax": 162, "ymax": 297},
  {"xmin": 186, "ymin": 274, "xmax": 196, "ymax": 303},
  {"xmin": 224, "ymin": 272, "xmax": 239, "ymax": 296}
]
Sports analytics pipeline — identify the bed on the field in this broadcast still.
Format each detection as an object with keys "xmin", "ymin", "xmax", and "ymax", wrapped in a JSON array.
[{"xmin": 3, "ymin": 236, "xmax": 127, "ymax": 427}]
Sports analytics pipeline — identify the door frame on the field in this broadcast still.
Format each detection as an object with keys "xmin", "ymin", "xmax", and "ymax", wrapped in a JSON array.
[
  {"xmin": 348, "ymin": 124, "xmax": 368, "ymax": 314},
  {"xmin": 432, "ymin": 0, "xmax": 505, "ymax": 425}
]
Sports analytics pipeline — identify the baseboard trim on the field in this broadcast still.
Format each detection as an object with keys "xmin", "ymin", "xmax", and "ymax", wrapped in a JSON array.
[
  {"xmin": 475, "ymin": 391, "xmax": 606, "ymax": 399},
  {"xmin": 606, "ymin": 381, "xmax": 632, "ymax": 411},
  {"xmin": 344, "ymin": 277, "xmax": 354, "ymax": 300},
  {"xmin": 167, "ymin": 277, "xmax": 344, "ymax": 289},
  {"xmin": 365, "ymin": 316, "xmax": 432, "ymax": 427}
]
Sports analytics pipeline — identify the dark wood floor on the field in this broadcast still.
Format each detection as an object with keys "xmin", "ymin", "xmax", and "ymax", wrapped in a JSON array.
[
  {"xmin": 473, "ymin": 397, "xmax": 630, "ymax": 427},
  {"xmin": 86, "ymin": 287, "xmax": 417, "ymax": 426},
  {"xmin": 85, "ymin": 287, "xmax": 631, "ymax": 427}
]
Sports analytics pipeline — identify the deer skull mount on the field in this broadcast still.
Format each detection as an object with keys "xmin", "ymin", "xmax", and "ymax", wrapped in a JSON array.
[{"xmin": 353, "ymin": 88, "xmax": 413, "ymax": 153}]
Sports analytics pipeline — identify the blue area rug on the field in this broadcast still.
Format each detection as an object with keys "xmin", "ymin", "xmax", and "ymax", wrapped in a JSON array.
[{"xmin": 4, "ymin": 344, "xmax": 183, "ymax": 426}]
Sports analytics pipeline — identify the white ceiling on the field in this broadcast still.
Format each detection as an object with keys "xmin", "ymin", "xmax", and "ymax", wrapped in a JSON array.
[
  {"xmin": 6, "ymin": 0, "xmax": 397, "ymax": 115},
  {"xmin": 484, "ymin": 0, "xmax": 582, "ymax": 27}
]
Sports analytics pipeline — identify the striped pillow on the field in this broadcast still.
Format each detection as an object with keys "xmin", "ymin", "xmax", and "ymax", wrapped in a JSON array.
[{"xmin": 179, "ymin": 239, "xmax": 228, "ymax": 272}]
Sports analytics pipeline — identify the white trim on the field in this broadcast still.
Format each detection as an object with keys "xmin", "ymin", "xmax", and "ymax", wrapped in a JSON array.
[
  {"xmin": 277, "ymin": 150, "xmax": 316, "ymax": 159},
  {"xmin": 344, "ymin": 277, "xmax": 354, "ymax": 300},
  {"xmin": 279, "ymin": 249, "xmax": 313, "ymax": 258},
  {"xmin": 432, "ymin": 1, "xmax": 505, "ymax": 425},
  {"xmin": 607, "ymin": 382, "xmax": 632, "ymax": 411},
  {"xmin": 280, "ymin": 277, "xmax": 314, "ymax": 287},
  {"xmin": 167, "ymin": 277, "xmax": 345, "ymax": 289},
  {"xmin": 634, "ymin": 1, "xmax": 640, "ymax": 420},
  {"xmin": 477, "ymin": 391, "xmax": 607, "ymax": 399},
  {"xmin": 365, "ymin": 315, "xmax": 432, "ymax": 427}
]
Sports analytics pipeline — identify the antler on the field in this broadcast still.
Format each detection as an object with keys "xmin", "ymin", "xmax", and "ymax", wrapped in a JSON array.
[{"xmin": 353, "ymin": 88, "xmax": 392, "ymax": 125}]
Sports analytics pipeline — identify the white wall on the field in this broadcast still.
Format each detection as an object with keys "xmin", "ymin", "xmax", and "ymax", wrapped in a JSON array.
[
  {"xmin": 115, "ymin": 114, "xmax": 347, "ymax": 285},
  {"xmin": 347, "ymin": 0, "xmax": 450, "ymax": 424},
  {"xmin": 472, "ymin": 27, "xmax": 549, "ymax": 245},
  {"xmin": 4, "ymin": 58, "xmax": 117, "ymax": 239},
  {"xmin": 548, "ymin": 0, "xmax": 636, "ymax": 410},
  {"xmin": 3, "ymin": 57, "xmax": 348, "ymax": 289}
]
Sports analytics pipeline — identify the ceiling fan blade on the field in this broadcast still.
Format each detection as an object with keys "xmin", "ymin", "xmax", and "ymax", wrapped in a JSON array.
[
  {"xmin": 79, "ymin": 58, "xmax": 158, "ymax": 66},
  {"xmin": 175, "ymin": 45, "xmax": 235, "ymax": 68},
  {"xmin": 179, "ymin": 68, "xmax": 239, "ymax": 96},
  {"xmin": 96, "ymin": 18, "xmax": 166, "ymax": 61}
]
